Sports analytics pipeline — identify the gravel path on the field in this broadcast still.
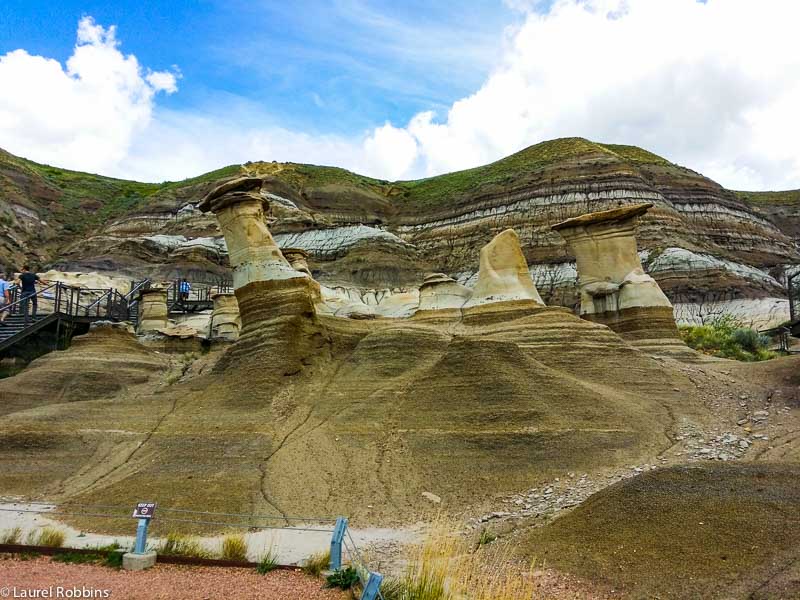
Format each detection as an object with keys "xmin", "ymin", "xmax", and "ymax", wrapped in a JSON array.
[{"xmin": 0, "ymin": 556, "xmax": 348, "ymax": 600}]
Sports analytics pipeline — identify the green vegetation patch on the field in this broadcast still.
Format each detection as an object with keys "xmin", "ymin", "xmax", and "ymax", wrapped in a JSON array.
[
  {"xmin": 679, "ymin": 314, "xmax": 776, "ymax": 361},
  {"xmin": 735, "ymin": 189, "xmax": 800, "ymax": 206}
]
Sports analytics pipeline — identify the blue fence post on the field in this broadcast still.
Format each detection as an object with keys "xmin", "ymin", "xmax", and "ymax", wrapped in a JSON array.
[
  {"xmin": 134, "ymin": 518, "xmax": 150, "ymax": 554},
  {"xmin": 330, "ymin": 517, "xmax": 348, "ymax": 571},
  {"xmin": 361, "ymin": 572, "xmax": 384, "ymax": 600}
]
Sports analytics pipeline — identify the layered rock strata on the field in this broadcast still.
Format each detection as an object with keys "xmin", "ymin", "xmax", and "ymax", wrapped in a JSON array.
[
  {"xmin": 417, "ymin": 273, "xmax": 472, "ymax": 311},
  {"xmin": 0, "ymin": 322, "xmax": 167, "ymax": 417},
  {"xmin": 281, "ymin": 247, "xmax": 312, "ymax": 276},
  {"xmin": 4, "ymin": 139, "xmax": 797, "ymax": 328}
]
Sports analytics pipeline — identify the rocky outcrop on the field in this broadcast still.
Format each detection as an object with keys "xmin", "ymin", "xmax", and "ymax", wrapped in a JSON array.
[
  {"xmin": 0, "ymin": 322, "xmax": 167, "ymax": 416},
  {"xmin": 464, "ymin": 229, "xmax": 544, "ymax": 308},
  {"xmin": 198, "ymin": 178, "xmax": 326, "ymax": 373},
  {"xmin": 418, "ymin": 273, "xmax": 472, "ymax": 311}
]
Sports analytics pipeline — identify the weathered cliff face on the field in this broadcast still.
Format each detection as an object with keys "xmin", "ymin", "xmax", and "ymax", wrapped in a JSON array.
[{"xmin": 2, "ymin": 139, "xmax": 797, "ymax": 328}]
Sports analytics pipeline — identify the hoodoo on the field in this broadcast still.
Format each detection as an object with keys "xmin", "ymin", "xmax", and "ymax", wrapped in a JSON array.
[
  {"xmin": 552, "ymin": 203, "xmax": 680, "ymax": 349},
  {"xmin": 198, "ymin": 177, "xmax": 325, "ymax": 371},
  {"xmin": 464, "ymin": 229, "xmax": 545, "ymax": 308},
  {"xmin": 137, "ymin": 287, "xmax": 169, "ymax": 333},
  {"xmin": 210, "ymin": 292, "xmax": 241, "ymax": 341}
]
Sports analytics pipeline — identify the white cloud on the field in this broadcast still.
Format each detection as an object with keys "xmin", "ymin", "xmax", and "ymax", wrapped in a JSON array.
[
  {"xmin": 395, "ymin": 0, "xmax": 800, "ymax": 189},
  {"xmin": 2, "ymin": 3, "xmax": 800, "ymax": 191},
  {"xmin": 0, "ymin": 16, "xmax": 177, "ymax": 174}
]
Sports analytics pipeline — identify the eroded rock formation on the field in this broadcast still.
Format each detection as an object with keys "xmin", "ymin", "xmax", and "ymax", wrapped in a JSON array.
[
  {"xmin": 417, "ymin": 273, "xmax": 473, "ymax": 311},
  {"xmin": 552, "ymin": 203, "xmax": 681, "ymax": 351},
  {"xmin": 198, "ymin": 178, "xmax": 326, "ymax": 372},
  {"xmin": 463, "ymin": 229, "xmax": 544, "ymax": 308},
  {"xmin": 211, "ymin": 292, "xmax": 241, "ymax": 340},
  {"xmin": 11, "ymin": 139, "xmax": 796, "ymax": 328},
  {"xmin": 198, "ymin": 177, "xmax": 300, "ymax": 288},
  {"xmin": 281, "ymin": 247, "xmax": 312, "ymax": 276},
  {"xmin": 137, "ymin": 288, "xmax": 169, "ymax": 333}
]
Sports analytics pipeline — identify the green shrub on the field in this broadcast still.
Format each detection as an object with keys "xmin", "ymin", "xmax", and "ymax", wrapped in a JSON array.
[
  {"xmin": 221, "ymin": 534, "xmax": 248, "ymax": 561},
  {"xmin": 256, "ymin": 546, "xmax": 279, "ymax": 574},
  {"xmin": 325, "ymin": 566, "xmax": 360, "ymax": 590},
  {"xmin": 679, "ymin": 315, "xmax": 776, "ymax": 362},
  {"xmin": 301, "ymin": 549, "xmax": 330, "ymax": 577},
  {"xmin": 476, "ymin": 528, "xmax": 496, "ymax": 548}
]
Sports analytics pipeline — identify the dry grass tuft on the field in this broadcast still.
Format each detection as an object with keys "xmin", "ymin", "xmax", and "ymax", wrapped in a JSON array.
[
  {"xmin": 382, "ymin": 521, "xmax": 539, "ymax": 600},
  {"xmin": 221, "ymin": 534, "xmax": 248, "ymax": 561},
  {"xmin": 301, "ymin": 549, "xmax": 331, "ymax": 578},
  {"xmin": 1, "ymin": 527, "xmax": 22, "ymax": 544},
  {"xmin": 159, "ymin": 532, "xmax": 214, "ymax": 559},
  {"xmin": 27, "ymin": 527, "xmax": 66, "ymax": 548}
]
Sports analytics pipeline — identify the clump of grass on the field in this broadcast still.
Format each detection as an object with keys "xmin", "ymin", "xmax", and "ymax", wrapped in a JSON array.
[
  {"xmin": 325, "ymin": 566, "xmax": 360, "ymax": 590},
  {"xmin": 680, "ymin": 314, "xmax": 776, "ymax": 361},
  {"xmin": 256, "ymin": 545, "xmax": 279, "ymax": 575},
  {"xmin": 159, "ymin": 532, "xmax": 213, "ymax": 559},
  {"xmin": 16, "ymin": 552, "xmax": 40, "ymax": 561},
  {"xmin": 27, "ymin": 527, "xmax": 65, "ymax": 548},
  {"xmin": 475, "ymin": 528, "xmax": 496, "ymax": 549},
  {"xmin": 221, "ymin": 534, "xmax": 248, "ymax": 562},
  {"xmin": 301, "ymin": 549, "xmax": 331, "ymax": 577},
  {"xmin": 1, "ymin": 527, "xmax": 22, "ymax": 544}
]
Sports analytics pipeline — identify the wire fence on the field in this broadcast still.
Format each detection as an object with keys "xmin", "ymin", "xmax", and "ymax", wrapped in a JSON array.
[
  {"xmin": 0, "ymin": 502, "xmax": 336, "ymax": 534},
  {"xmin": 0, "ymin": 499, "xmax": 387, "ymax": 599}
]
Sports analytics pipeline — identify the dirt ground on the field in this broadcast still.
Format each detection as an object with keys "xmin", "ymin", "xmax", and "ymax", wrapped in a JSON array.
[{"xmin": 0, "ymin": 555, "xmax": 348, "ymax": 600}]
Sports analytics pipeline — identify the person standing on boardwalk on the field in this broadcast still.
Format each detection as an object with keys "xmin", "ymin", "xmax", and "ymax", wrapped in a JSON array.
[
  {"xmin": 16, "ymin": 266, "xmax": 48, "ymax": 325},
  {"xmin": 179, "ymin": 278, "xmax": 191, "ymax": 304},
  {"xmin": 0, "ymin": 272, "xmax": 10, "ymax": 326}
]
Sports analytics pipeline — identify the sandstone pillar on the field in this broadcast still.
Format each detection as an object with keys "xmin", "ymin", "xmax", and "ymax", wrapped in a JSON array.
[
  {"xmin": 211, "ymin": 292, "xmax": 241, "ymax": 340},
  {"xmin": 138, "ymin": 288, "xmax": 168, "ymax": 333},
  {"xmin": 199, "ymin": 177, "xmax": 325, "ymax": 373},
  {"xmin": 281, "ymin": 247, "xmax": 312, "ymax": 276},
  {"xmin": 552, "ymin": 203, "xmax": 678, "ymax": 341},
  {"xmin": 198, "ymin": 177, "xmax": 300, "ymax": 290}
]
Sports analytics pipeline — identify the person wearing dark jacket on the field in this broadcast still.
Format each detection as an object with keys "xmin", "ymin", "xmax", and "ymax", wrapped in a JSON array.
[{"xmin": 16, "ymin": 265, "xmax": 49, "ymax": 325}]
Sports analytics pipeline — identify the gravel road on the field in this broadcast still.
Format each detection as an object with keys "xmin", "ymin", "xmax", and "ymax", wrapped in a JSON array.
[{"xmin": 0, "ymin": 555, "xmax": 348, "ymax": 600}]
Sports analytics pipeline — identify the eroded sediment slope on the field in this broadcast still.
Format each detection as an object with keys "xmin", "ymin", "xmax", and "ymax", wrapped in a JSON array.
[
  {"xmin": 0, "ymin": 298, "xmax": 753, "ymax": 526},
  {"xmin": 521, "ymin": 463, "xmax": 800, "ymax": 599}
]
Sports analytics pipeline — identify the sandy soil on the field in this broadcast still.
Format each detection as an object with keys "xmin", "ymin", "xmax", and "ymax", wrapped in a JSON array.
[{"xmin": 0, "ymin": 555, "xmax": 347, "ymax": 600}]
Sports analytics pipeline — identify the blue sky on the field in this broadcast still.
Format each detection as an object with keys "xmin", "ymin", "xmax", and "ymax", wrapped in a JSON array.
[
  {"xmin": 0, "ymin": 0, "xmax": 798, "ymax": 190},
  {"xmin": 0, "ymin": 0, "xmax": 518, "ymax": 135}
]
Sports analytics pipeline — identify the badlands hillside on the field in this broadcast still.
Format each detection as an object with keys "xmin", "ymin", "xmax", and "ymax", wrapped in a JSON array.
[
  {"xmin": 2, "ymin": 137, "xmax": 799, "ymax": 328},
  {"xmin": 1, "ymin": 140, "xmax": 800, "ymax": 598}
]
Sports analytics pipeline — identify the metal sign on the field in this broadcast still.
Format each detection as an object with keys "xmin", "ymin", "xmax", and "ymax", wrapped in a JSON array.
[{"xmin": 132, "ymin": 502, "xmax": 157, "ymax": 519}]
